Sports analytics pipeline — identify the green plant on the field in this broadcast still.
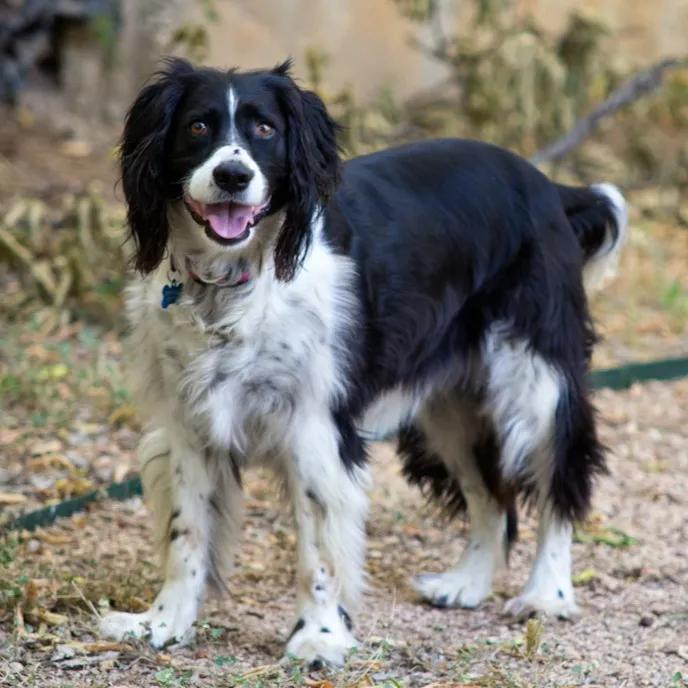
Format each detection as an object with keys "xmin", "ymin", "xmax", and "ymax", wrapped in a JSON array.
[{"xmin": 154, "ymin": 667, "xmax": 193, "ymax": 688}]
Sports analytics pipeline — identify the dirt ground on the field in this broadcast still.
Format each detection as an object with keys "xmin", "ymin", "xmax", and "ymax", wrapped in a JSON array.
[
  {"xmin": 1, "ymin": 112, "xmax": 688, "ymax": 687},
  {"xmin": 1, "ymin": 379, "xmax": 687, "ymax": 687}
]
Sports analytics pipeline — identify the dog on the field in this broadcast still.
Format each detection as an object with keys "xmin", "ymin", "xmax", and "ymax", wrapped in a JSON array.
[{"xmin": 100, "ymin": 58, "xmax": 627, "ymax": 666}]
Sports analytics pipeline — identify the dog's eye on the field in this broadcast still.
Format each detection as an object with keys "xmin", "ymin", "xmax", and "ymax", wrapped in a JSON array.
[
  {"xmin": 255, "ymin": 122, "xmax": 275, "ymax": 139},
  {"xmin": 189, "ymin": 121, "xmax": 209, "ymax": 137}
]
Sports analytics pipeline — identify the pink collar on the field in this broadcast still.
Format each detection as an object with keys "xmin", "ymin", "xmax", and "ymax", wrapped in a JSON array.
[{"xmin": 188, "ymin": 269, "xmax": 251, "ymax": 288}]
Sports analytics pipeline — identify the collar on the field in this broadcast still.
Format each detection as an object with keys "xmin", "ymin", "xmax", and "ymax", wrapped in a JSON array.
[
  {"xmin": 161, "ymin": 258, "xmax": 252, "ymax": 309},
  {"xmin": 187, "ymin": 268, "xmax": 251, "ymax": 288}
]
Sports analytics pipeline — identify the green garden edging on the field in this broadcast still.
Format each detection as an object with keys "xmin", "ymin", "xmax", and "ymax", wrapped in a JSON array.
[
  {"xmin": 4, "ymin": 355, "xmax": 688, "ymax": 533},
  {"xmin": 4, "ymin": 475, "xmax": 143, "ymax": 533},
  {"xmin": 590, "ymin": 356, "xmax": 688, "ymax": 390}
]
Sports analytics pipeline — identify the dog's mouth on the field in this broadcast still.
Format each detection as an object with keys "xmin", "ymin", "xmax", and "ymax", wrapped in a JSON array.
[{"xmin": 184, "ymin": 196, "xmax": 270, "ymax": 245}]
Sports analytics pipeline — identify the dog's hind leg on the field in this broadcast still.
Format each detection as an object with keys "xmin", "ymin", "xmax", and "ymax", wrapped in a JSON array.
[
  {"xmin": 480, "ymin": 325, "xmax": 603, "ymax": 619},
  {"xmin": 401, "ymin": 394, "xmax": 509, "ymax": 609},
  {"xmin": 282, "ymin": 410, "xmax": 369, "ymax": 667},
  {"xmin": 504, "ymin": 503, "xmax": 577, "ymax": 619},
  {"xmin": 501, "ymin": 373, "xmax": 603, "ymax": 620}
]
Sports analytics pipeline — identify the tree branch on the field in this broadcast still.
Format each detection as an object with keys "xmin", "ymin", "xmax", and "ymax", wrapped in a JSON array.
[{"xmin": 531, "ymin": 57, "xmax": 688, "ymax": 165}]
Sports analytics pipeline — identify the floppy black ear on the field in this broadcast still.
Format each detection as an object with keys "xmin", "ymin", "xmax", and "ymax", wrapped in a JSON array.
[
  {"xmin": 273, "ymin": 65, "xmax": 341, "ymax": 281},
  {"xmin": 120, "ymin": 58, "xmax": 194, "ymax": 274}
]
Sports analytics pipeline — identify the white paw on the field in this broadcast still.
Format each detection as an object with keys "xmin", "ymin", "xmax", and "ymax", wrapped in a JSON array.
[
  {"xmin": 100, "ymin": 586, "xmax": 199, "ymax": 649},
  {"xmin": 504, "ymin": 585, "xmax": 578, "ymax": 620},
  {"xmin": 285, "ymin": 605, "xmax": 357, "ymax": 667},
  {"xmin": 100, "ymin": 610, "xmax": 152, "ymax": 642},
  {"xmin": 413, "ymin": 563, "xmax": 493, "ymax": 609}
]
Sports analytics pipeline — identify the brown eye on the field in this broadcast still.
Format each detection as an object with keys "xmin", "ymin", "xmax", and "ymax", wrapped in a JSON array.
[
  {"xmin": 189, "ymin": 121, "xmax": 208, "ymax": 137},
  {"xmin": 255, "ymin": 122, "xmax": 275, "ymax": 139}
]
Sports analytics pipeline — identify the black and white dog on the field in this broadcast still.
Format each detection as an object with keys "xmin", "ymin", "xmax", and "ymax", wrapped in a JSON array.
[{"xmin": 101, "ymin": 58, "xmax": 627, "ymax": 665}]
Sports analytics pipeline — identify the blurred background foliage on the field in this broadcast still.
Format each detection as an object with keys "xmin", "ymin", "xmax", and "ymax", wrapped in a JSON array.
[
  {"xmin": 0, "ymin": 0, "xmax": 686, "ymax": 329},
  {"xmin": 318, "ymin": 0, "xmax": 688, "ymax": 203}
]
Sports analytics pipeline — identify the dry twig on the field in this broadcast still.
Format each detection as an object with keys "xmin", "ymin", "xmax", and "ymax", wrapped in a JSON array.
[{"xmin": 532, "ymin": 57, "xmax": 688, "ymax": 164}]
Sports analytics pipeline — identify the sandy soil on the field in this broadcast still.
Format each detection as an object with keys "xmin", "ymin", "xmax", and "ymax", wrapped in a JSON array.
[{"xmin": 1, "ymin": 379, "xmax": 687, "ymax": 688}]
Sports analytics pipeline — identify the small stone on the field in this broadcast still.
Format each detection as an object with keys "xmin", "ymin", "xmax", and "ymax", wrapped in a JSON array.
[
  {"xmin": 27, "ymin": 539, "xmax": 41, "ymax": 554},
  {"xmin": 9, "ymin": 662, "xmax": 23, "ymax": 673},
  {"xmin": 639, "ymin": 615, "xmax": 654, "ymax": 627}
]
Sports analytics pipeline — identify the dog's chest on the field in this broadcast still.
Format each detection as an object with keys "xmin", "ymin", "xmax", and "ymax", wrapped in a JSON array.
[{"xmin": 154, "ymin": 251, "xmax": 352, "ymax": 454}]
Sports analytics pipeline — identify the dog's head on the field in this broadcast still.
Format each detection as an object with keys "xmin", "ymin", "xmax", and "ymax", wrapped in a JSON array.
[{"xmin": 120, "ymin": 58, "xmax": 340, "ymax": 281}]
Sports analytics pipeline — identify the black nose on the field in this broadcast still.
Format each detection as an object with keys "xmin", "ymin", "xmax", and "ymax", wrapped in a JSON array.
[{"xmin": 212, "ymin": 161, "xmax": 254, "ymax": 193}]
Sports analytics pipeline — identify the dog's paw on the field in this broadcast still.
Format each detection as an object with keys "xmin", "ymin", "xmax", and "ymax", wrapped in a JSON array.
[
  {"xmin": 285, "ymin": 605, "xmax": 357, "ymax": 668},
  {"xmin": 413, "ymin": 567, "xmax": 492, "ymax": 609},
  {"xmin": 100, "ymin": 589, "xmax": 198, "ymax": 649},
  {"xmin": 100, "ymin": 610, "xmax": 152, "ymax": 642},
  {"xmin": 504, "ymin": 586, "xmax": 578, "ymax": 620}
]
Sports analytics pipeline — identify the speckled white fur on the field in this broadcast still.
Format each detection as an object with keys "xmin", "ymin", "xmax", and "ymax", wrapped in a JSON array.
[{"xmin": 100, "ymin": 215, "xmax": 369, "ymax": 660}]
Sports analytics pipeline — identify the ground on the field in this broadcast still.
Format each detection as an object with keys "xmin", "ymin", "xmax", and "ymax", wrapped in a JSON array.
[
  {"xmin": 1, "ymin": 385, "xmax": 687, "ymax": 687},
  {"xmin": 1, "ymin": 113, "xmax": 687, "ymax": 688}
]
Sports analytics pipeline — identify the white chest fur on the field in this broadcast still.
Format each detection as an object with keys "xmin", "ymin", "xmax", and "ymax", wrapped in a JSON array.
[{"xmin": 125, "ymin": 236, "xmax": 357, "ymax": 461}]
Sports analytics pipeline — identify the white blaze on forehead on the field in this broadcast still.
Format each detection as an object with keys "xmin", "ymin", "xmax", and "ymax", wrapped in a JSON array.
[
  {"xmin": 227, "ymin": 86, "xmax": 239, "ymax": 143},
  {"xmin": 184, "ymin": 84, "xmax": 267, "ymax": 211}
]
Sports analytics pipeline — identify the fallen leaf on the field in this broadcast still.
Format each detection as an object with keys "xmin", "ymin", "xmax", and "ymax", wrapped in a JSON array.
[
  {"xmin": 108, "ymin": 404, "xmax": 137, "ymax": 426},
  {"xmin": 27, "ymin": 454, "xmax": 75, "ymax": 472},
  {"xmin": 0, "ymin": 429, "xmax": 24, "ymax": 445},
  {"xmin": 54, "ymin": 476, "xmax": 94, "ymax": 498},
  {"xmin": 30, "ymin": 440, "xmax": 63, "ymax": 456},
  {"xmin": 573, "ymin": 568, "xmax": 598, "ymax": 586},
  {"xmin": 14, "ymin": 604, "xmax": 26, "ymax": 636},
  {"xmin": 57, "ymin": 651, "xmax": 120, "ymax": 669},
  {"xmin": 72, "ymin": 421, "xmax": 103, "ymax": 435},
  {"xmin": 525, "ymin": 617, "xmax": 544, "ymax": 659},
  {"xmin": 36, "ymin": 531, "xmax": 72, "ymax": 545},
  {"xmin": 37, "ymin": 609, "xmax": 69, "ymax": 626},
  {"xmin": 37, "ymin": 364, "xmax": 69, "ymax": 381},
  {"xmin": 0, "ymin": 493, "xmax": 27, "ymax": 505}
]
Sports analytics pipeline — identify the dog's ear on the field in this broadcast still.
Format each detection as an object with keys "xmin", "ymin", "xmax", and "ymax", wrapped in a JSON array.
[
  {"xmin": 273, "ymin": 64, "xmax": 341, "ymax": 281},
  {"xmin": 120, "ymin": 58, "xmax": 194, "ymax": 274}
]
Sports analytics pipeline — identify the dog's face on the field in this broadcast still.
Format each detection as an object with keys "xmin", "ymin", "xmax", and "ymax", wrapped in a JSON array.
[{"xmin": 120, "ymin": 59, "xmax": 340, "ymax": 280}]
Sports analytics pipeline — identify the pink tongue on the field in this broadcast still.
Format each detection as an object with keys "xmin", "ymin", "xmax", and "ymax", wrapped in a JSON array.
[{"xmin": 205, "ymin": 203, "xmax": 253, "ymax": 239}]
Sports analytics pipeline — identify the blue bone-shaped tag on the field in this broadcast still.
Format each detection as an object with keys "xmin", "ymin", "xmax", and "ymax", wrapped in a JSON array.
[{"xmin": 161, "ymin": 282, "xmax": 183, "ymax": 309}]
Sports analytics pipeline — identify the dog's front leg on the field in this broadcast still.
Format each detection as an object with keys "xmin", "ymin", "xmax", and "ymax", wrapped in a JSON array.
[
  {"xmin": 101, "ymin": 427, "xmax": 216, "ymax": 648},
  {"xmin": 283, "ymin": 413, "xmax": 370, "ymax": 667}
]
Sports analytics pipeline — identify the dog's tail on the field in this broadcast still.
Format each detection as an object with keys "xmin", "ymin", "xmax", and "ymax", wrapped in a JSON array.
[{"xmin": 557, "ymin": 182, "xmax": 629, "ymax": 294}]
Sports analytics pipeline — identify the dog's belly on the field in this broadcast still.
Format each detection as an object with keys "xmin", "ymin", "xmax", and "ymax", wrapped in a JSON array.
[{"xmin": 358, "ymin": 385, "xmax": 426, "ymax": 439}]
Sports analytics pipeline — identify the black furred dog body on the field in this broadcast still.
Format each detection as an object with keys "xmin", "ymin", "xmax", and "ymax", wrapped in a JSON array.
[{"xmin": 101, "ymin": 58, "xmax": 627, "ymax": 665}]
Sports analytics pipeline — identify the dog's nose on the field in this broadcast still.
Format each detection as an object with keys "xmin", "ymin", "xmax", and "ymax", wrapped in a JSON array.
[{"xmin": 212, "ymin": 161, "xmax": 254, "ymax": 193}]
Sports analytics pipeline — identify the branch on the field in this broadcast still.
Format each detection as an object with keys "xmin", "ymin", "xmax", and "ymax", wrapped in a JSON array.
[
  {"xmin": 428, "ymin": 0, "xmax": 449, "ymax": 59},
  {"xmin": 531, "ymin": 57, "xmax": 688, "ymax": 165}
]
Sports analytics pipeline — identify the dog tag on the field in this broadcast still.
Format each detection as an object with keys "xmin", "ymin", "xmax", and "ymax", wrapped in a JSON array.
[{"xmin": 161, "ymin": 281, "xmax": 183, "ymax": 309}]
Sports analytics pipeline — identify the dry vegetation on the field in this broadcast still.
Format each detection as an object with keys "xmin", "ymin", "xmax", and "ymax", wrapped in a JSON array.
[{"xmin": 1, "ymin": 2, "xmax": 688, "ymax": 684}]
